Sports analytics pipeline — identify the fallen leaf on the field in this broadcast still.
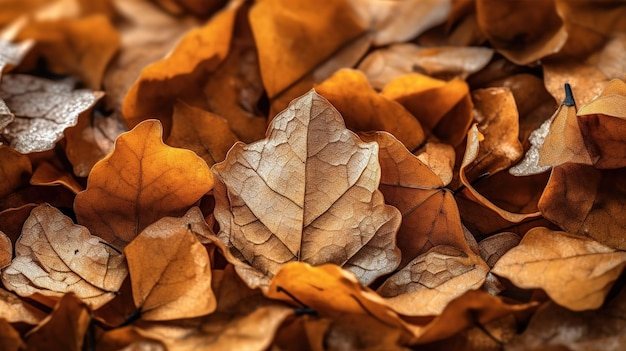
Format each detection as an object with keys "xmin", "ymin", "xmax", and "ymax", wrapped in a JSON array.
[
  {"xmin": 538, "ymin": 163, "xmax": 626, "ymax": 250},
  {"xmin": 0, "ymin": 145, "xmax": 31, "ymax": 198},
  {"xmin": 16, "ymin": 15, "xmax": 120, "ymax": 88},
  {"xmin": 0, "ymin": 204, "xmax": 36, "ymax": 245},
  {"xmin": 74, "ymin": 119, "xmax": 213, "ymax": 250},
  {"xmin": 316, "ymin": 69, "xmax": 425, "ymax": 151},
  {"xmin": 0, "ymin": 319, "xmax": 24, "ymax": 351},
  {"xmin": 419, "ymin": 315, "xmax": 518, "ymax": 351},
  {"xmin": 30, "ymin": 161, "xmax": 84, "ymax": 194},
  {"xmin": 0, "ymin": 231, "xmax": 12, "ymax": 269},
  {"xmin": 478, "ymin": 232, "xmax": 521, "ymax": 267},
  {"xmin": 506, "ymin": 287, "xmax": 626, "ymax": 351},
  {"xmin": 577, "ymin": 78, "xmax": 626, "ymax": 169},
  {"xmin": 24, "ymin": 293, "xmax": 91, "ymax": 351},
  {"xmin": 166, "ymin": 101, "xmax": 239, "ymax": 167},
  {"xmin": 0, "ymin": 288, "xmax": 46, "ymax": 324},
  {"xmin": 0, "ymin": 38, "xmax": 33, "ymax": 78},
  {"xmin": 152, "ymin": 0, "xmax": 225, "ymax": 17},
  {"xmin": 212, "ymin": 90, "xmax": 401, "ymax": 287},
  {"xmin": 358, "ymin": 43, "xmax": 493, "ymax": 90},
  {"xmin": 95, "ymin": 327, "xmax": 166, "ymax": 351},
  {"xmin": 382, "ymin": 73, "xmax": 473, "ymax": 147},
  {"xmin": 1, "ymin": 204, "xmax": 128, "ymax": 309},
  {"xmin": 413, "ymin": 141, "xmax": 456, "ymax": 186},
  {"xmin": 0, "ymin": 74, "xmax": 103, "ymax": 153},
  {"xmin": 492, "ymin": 227, "xmax": 626, "ymax": 311},
  {"xmin": 360, "ymin": 131, "xmax": 471, "ymax": 266},
  {"xmin": 124, "ymin": 210, "xmax": 216, "ymax": 321},
  {"xmin": 378, "ymin": 246, "xmax": 489, "ymax": 316}
]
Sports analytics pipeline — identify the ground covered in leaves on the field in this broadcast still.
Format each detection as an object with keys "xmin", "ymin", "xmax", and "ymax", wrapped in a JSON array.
[{"xmin": 1, "ymin": 0, "xmax": 626, "ymax": 350}]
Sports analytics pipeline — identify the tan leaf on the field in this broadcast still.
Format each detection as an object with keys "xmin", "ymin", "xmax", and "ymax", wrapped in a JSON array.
[
  {"xmin": 358, "ymin": 43, "xmax": 493, "ymax": 89},
  {"xmin": 25, "ymin": 293, "xmax": 91, "ymax": 351},
  {"xmin": 0, "ymin": 319, "xmax": 24, "ymax": 351},
  {"xmin": 0, "ymin": 38, "xmax": 33, "ymax": 78},
  {"xmin": 378, "ymin": 246, "xmax": 489, "ymax": 316},
  {"xmin": 360, "ymin": 131, "xmax": 470, "ymax": 266},
  {"xmin": 492, "ymin": 227, "xmax": 626, "ymax": 311},
  {"xmin": 74, "ymin": 119, "xmax": 213, "ymax": 250},
  {"xmin": 413, "ymin": 141, "xmax": 455, "ymax": 186},
  {"xmin": 212, "ymin": 90, "xmax": 401, "ymax": 288},
  {"xmin": 30, "ymin": 161, "xmax": 84, "ymax": 194},
  {"xmin": 0, "ymin": 231, "xmax": 11, "ymax": 269},
  {"xmin": 316, "ymin": 69, "xmax": 425, "ymax": 151},
  {"xmin": 577, "ymin": 78, "xmax": 626, "ymax": 169},
  {"xmin": 0, "ymin": 74, "xmax": 103, "ymax": 153},
  {"xmin": 0, "ymin": 145, "xmax": 31, "ymax": 198},
  {"xmin": 478, "ymin": 232, "xmax": 521, "ymax": 267},
  {"xmin": 382, "ymin": 73, "xmax": 473, "ymax": 147},
  {"xmin": 96, "ymin": 327, "xmax": 166, "ymax": 351},
  {"xmin": 0, "ymin": 288, "xmax": 46, "ymax": 324},
  {"xmin": 539, "ymin": 164, "xmax": 626, "ymax": 250},
  {"xmin": 1, "ymin": 204, "xmax": 128, "ymax": 309},
  {"xmin": 166, "ymin": 101, "xmax": 239, "ymax": 167},
  {"xmin": 124, "ymin": 210, "xmax": 216, "ymax": 321}
]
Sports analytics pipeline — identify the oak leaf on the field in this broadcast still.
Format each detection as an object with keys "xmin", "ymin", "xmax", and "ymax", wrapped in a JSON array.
[
  {"xmin": 74, "ymin": 119, "xmax": 213, "ymax": 250},
  {"xmin": 212, "ymin": 90, "xmax": 401, "ymax": 288},
  {"xmin": 377, "ymin": 246, "xmax": 489, "ymax": 316},
  {"xmin": 124, "ymin": 209, "xmax": 216, "ymax": 321},
  {"xmin": 0, "ymin": 74, "xmax": 103, "ymax": 153},
  {"xmin": 492, "ymin": 227, "xmax": 626, "ymax": 311},
  {"xmin": 1, "ymin": 204, "xmax": 127, "ymax": 309},
  {"xmin": 316, "ymin": 69, "xmax": 425, "ymax": 151}
]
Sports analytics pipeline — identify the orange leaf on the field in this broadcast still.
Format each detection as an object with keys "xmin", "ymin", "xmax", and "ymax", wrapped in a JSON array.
[
  {"xmin": 30, "ymin": 161, "xmax": 84, "ymax": 194},
  {"xmin": 74, "ymin": 119, "xmax": 213, "ymax": 250},
  {"xmin": 492, "ymin": 227, "xmax": 626, "ymax": 311},
  {"xmin": 0, "ymin": 319, "xmax": 24, "ymax": 351},
  {"xmin": 0, "ymin": 288, "xmax": 46, "ymax": 325},
  {"xmin": 1, "ymin": 204, "xmax": 127, "ymax": 309},
  {"xmin": 212, "ymin": 90, "xmax": 401, "ymax": 288},
  {"xmin": 124, "ymin": 209, "xmax": 216, "ymax": 321}
]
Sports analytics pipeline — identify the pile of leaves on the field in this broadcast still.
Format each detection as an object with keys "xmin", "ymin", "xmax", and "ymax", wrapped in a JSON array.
[{"xmin": 1, "ymin": 0, "xmax": 626, "ymax": 350}]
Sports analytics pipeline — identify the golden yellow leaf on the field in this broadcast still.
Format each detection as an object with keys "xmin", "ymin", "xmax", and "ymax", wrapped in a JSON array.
[
  {"xmin": 124, "ymin": 209, "xmax": 216, "ymax": 321},
  {"xmin": 492, "ymin": 227, "xmax": 626, "ymax": 311},
  {"xmin": 1, "ymin": 204, "xmax": 127, "ymax": 309},
  {"xmin": 378, "ymin": 246, "xmax": 489, "ymax": 316},
  {"xmin": 316, "ymin": 69, "xmax": 425, "ymax": 151},
  {"xmin": 74, "ymin": 119, "xmax": 213, "ymax": 250},
  {"xmin": 212, "ymin": 90, "xmax": 401, "ymax": 287}
]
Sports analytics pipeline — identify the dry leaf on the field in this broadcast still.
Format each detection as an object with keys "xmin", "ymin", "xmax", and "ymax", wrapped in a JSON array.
[
  {"xmin": 478, "ymin": 232, "xmax": 521, "ymax": 267},
  {"xmin": 74, "ymin": 119, "xmax": 213, "ymax": 250},
  {"xmin": 378, "ymin": 246, "xmax": 489, "ymax": 316},
  {"xmin": 0, "ymin": 145, "xmax": 31, "ymax": 198},
  {"xmin": 0, "ymin": 74, "xmax": 103, "ymax": 153},
  {"xmin": 0, "ymin": 204, "xmax": 36, "ymax": 245},
  {"xmin": 492, "ymin": 227, "xmax": 626, "ymax": 311},
  {"xmin": 16, "ymin": 15, "xmax": 120, "ymax": 88},
  {"xmin": 166, "ymin": 101, "xmax": 239, "ymax": 167},
  {"xmin": 413, "ymin": 141, "xmax": 455, "ymax": 186},
  {"xmin": 1, "ymin": 204, "xmax": 127, "ymax": 309},
  {"xmin": 577, "ymin": 78, "xmax": 626, "ymax": 169},
  {"xmin": 30, "ymin": 161, "xmax": 84, "ymax": 194},
  {"xmin": 95, "ymin": 327, "xmax": 166, "ymax": 351},
  {"xmin": 0, "ymin": 288, "xmax": 46, "ymax": 324},
  {"xmin": 316, "ymin": 69, "xmax": 425, "ymax": 151},
  {"xmin": 0, "ymin": 39, "xmax": 33, "ymax": 78},
  {"xmin": 358, "ymin": 43, "xmax": 493, "ymax": 90},
  {"xmin": 24, "ymin": 293, "xmax": 91, "ymax": 351},
  {"xmin": 360, "ymin": 131, "xmax": 470, "ymax": 266},
  {"xmin": 0, "ymin": 231, "xmax": 11, "ymax": 269},
  {"xmin": 212, "ymin": 90, "xmax": 401, "ymax": 288},
  {"xmin": 382, "ymin": 73, "xmax": 473, "ymax": 147},
  {"xmin": 539, "ymin": 163, "xmax": 626, "ymax": 250},
  {"xmin": 0, "ymin": 319, "xmax": 24, "ymax": 351},
  {"xmin": 124, "ymin": 210, "xmax": 216, "ymax": 321}
]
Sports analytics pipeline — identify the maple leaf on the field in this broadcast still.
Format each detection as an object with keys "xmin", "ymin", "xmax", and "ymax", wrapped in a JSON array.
[{"xmin": 212, "ymin": 90, "xmax": 401, "ymax": 288}]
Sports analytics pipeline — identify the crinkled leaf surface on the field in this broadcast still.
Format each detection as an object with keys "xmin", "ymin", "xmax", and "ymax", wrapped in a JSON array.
[
  {"xmin": 0, "ymin": 74, "xmax": 103, "ymax": 153},
  {"xmin": 0, "ymin": 231, "xmax": 10, "ymax": 269},
  {"xmin": 0, "ymin": 39, "xmax": 33, "ymax": 78},
  {"xmin": 74, "ymin": 119, "xmax": 213, "ymax": 250},
  {"xmin": 212, "ymin": 90, "xmax": 401, "ymax": 288},
  {"xmin": 1, "ymin": 204, "xmax": 127, "ymax": 309},
  {"xmin": 492, "ymin": 227, "xmax": 626, "ymax": 311}
]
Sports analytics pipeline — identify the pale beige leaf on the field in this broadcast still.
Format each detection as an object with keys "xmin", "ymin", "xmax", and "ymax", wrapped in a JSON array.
[
  {"xmin": 0, "ymin": 286, "xmax": 46, "ymax": 324},
  {"xmin": 492, "ymin": 227, "xmax": 626, "ymax": 311},
  {"xmin": 0, "ymin": 38, "xmax": 33, "ymax": 77},
  {"xmin": 212, "ymin": 90, "xmax": 401, "ymax": 288},
  {"xmin": 1, "ymin": 204, "xmax": 127, "ymax": 309}
]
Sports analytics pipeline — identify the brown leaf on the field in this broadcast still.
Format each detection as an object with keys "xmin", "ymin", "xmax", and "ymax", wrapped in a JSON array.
[
  {"xmin": 166, "ymin": 101, "xmax": 239, "ymax": 167},
  {"xmin": 577, "ymin": 78, "xmax": 626, "ymax": 169},
  {"xmin": 0, "ymin": 319, "xmax": 24, "ymax": 351},
  {"xmin": 121, "ymin": 3, "xmax": 236, "ymax": 132},
  {"xmin": 316, "ymin": 69, "xmax": 425, "ymax": 151},
  {"xmin": 0, "ymin": 231, "xmax": 11, "ymax": 269},
  {"xmin": 30, "ymin": 161, "xmax": 84, "ymax": 194},
  {"xmin": 212, "ymin": 90, "xmax": 401, "ymax": 288},
  {"xmin": 74, "ymin": 119, "xmax": 213, "ymax": 250},
  {"xmin": 478, "ymin": 232, "xmax": 521, "ymax": 267},
  {"xmin": 382, "ymin": 73, "xmax": 473, "ymax": 147},
  {"xmin": 0, "ymin": 145, "xmax": 31, "ymax": 198},
  {"xmin": 539, "ymin": 164, "xmax": 626, "ymax": 250},
  {"xmin": 0, "ymin": 74, "xmax": 103, "ymax": 153},
  {"xmin": 378, "ymin": 246, "xmax": 489, "ymax": 316},
  {"xmin": 16, "ymin": 15, "xmax": 120, "ymax": 88},
  {"xmin": 0, "ymin": 204, "xmax": 36, "ymax": 245},
  {"xmin": 492, "ymin": 227, "xmax": 626, "ymax": 311},
  {"xmin": 506, "ymin": 287, "xmax": 626, "ymax": 351},
  {"xmin": 124, "ymin": 209, "xmax": 216, "ymax": 321},
  {"xmin": 467, "ymin": 87, "xmax": 524, "ymax": 180},
  {"xmin": 0, "ymin": 288, "xmax": 46, "ymax": 324},
  {"xmin": 152, "ymin": 0, "xmax": 225, "ymax": 17},
  {"xmin": 1, "ymin": 204, "xmax": 128, "ymax": 309},
  {"xmin": 96, "ymin": 327, "xmax": 166, "ymax": 351},
  {"xmin": 358, "ymin": 43, "xmax": 493, "ymax": 90},
  {"xmin": 25, "ymin": 293, "xmax": 91, "ymax": 351},
  {"xmin": 360, "ymin": 131, "xmax": 470, "ymax": 266},
  {"xmin": 413, "ymin": 141, "xmax": 455, "ymax": 186}
]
